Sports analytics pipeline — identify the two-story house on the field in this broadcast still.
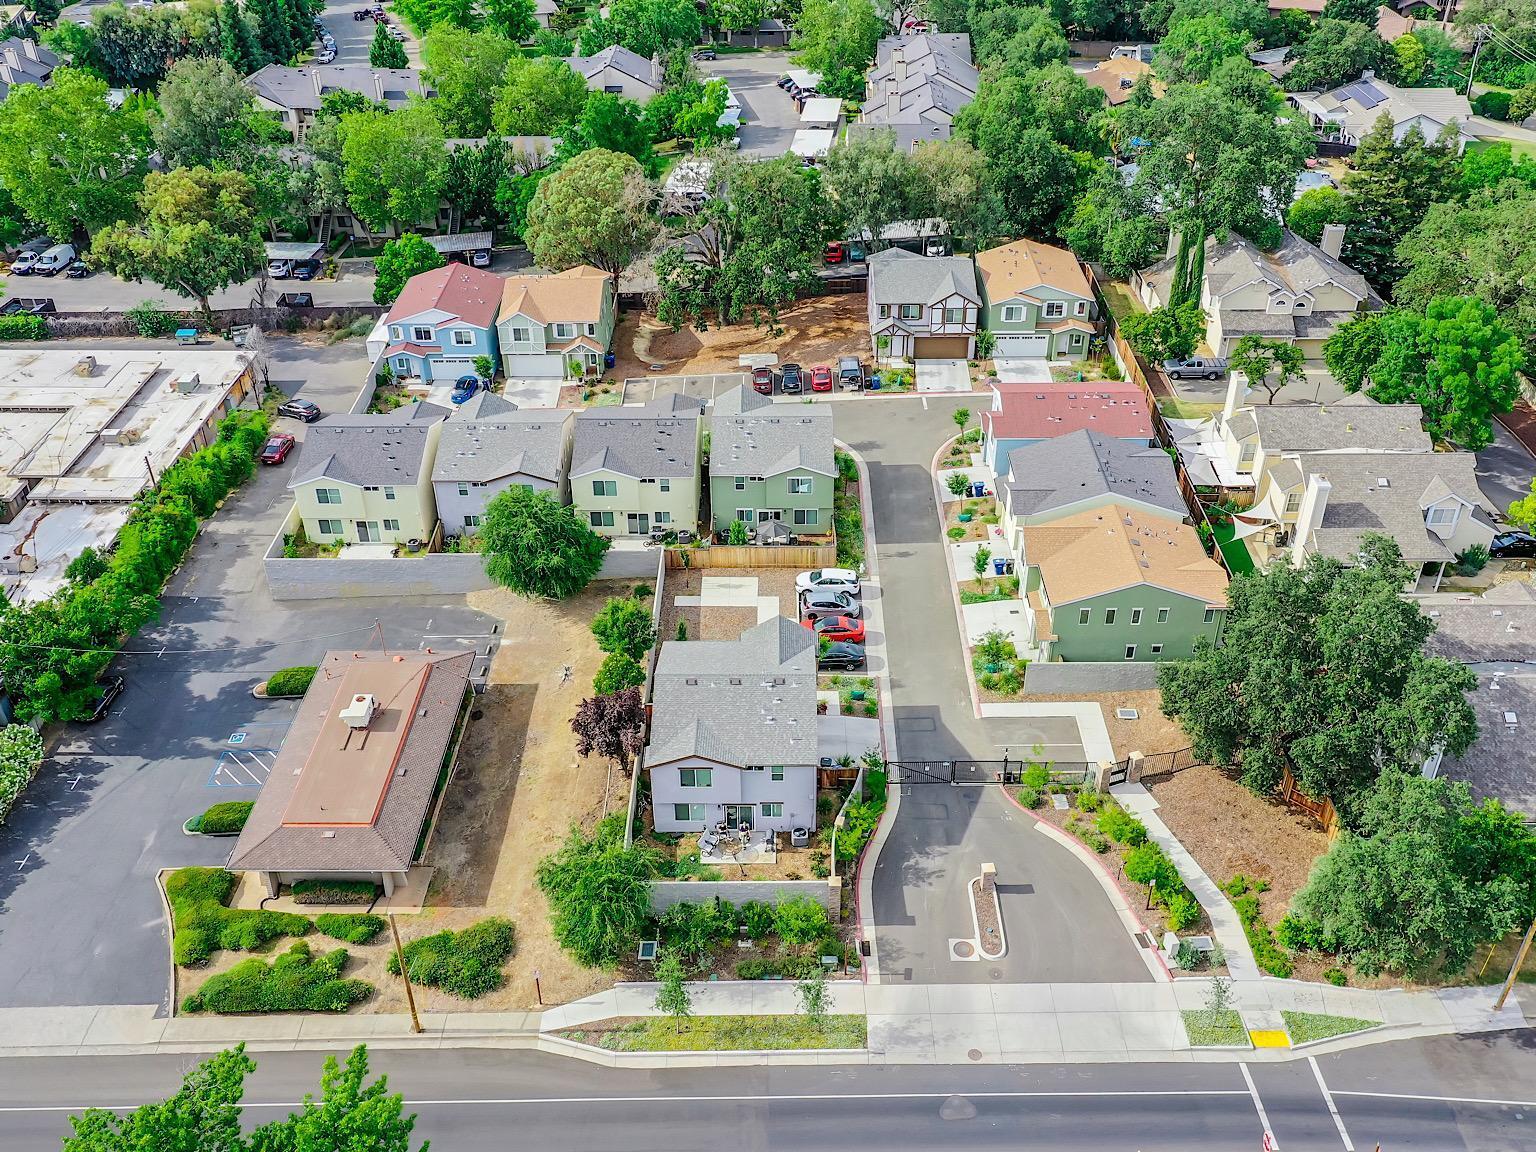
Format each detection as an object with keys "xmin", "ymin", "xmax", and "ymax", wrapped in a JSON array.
[
  {"xmin": 646, "ymin": 615, "xmax": 818, "ymax": 835},
  {"xmin": 247, "ymin": 64, "xmax": 430, "ymax": 142},
  {"xmin": 289, "ymin": 401, "xmax": 449, "ymax": 546},
  {"xmin": 1134, "ymin": 228, "xmax": 1380, "ymax": 361},
  {"xmin": 569, "ymin": 395, "xmax": 704, "ymax": 537},
  {"xmin": 382, "ymin": 264, "xmax": 502, "ymax": 383},
  {"xmin": 979, "ymin": 381, "xmax": 1154, "ymax": 474},
  {"xmin": 1020, "ymin": 505, "xmax": 1228, "ymax": 663},
  {"xmin": 999, "ymin": 429, "xmax": 1188, "ymax": 557},
  {"xmin": 565, "ymin": 45, "xmax": 663, "ymax": 103},
  {"xmin": 707, "ymin": 386, "xmax": 835, "ymax": 535},
  {"xmin": 430, "ymin": 392, "xmax": 573, "ymax": 535},
  {"xmin": 867, "ymin": 247, "xmax": 980, "ymax": 359},
  {"xmin": 495, "ymin": 265, "xmax": 615, "ymax": 380},
  {"xmin": 852, "ymin": 33, "xmax": 978, "ymax": 149},
  {"xmin": 976, "ymin": 238, "xmax": 1099, "ymax": 361}
]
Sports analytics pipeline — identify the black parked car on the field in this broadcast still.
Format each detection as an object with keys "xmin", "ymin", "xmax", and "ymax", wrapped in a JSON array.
[
  {"xmin": 780, "ymin": 361, "xmax": 803, "ymax": 394},
  {"xmin": 817, "ymin": 642, "xmax": 866, "ymax": 671},
  {"xmin": 691, "ymin": 46, "xmax": 717, "ymax": 60},
  {"xmin": 65, "ymin": 259, "xmax": 91, "ymax": 278},
  {"xmin": 292, "ymin": 259, "xmax": 320, "ymax": 281},
  {"xmin": 85, "ymin": 676, "xmax": 126, "ymax": 723},
  {"xmin": 277, "ymin": 397, "xmax": 322, "ymax": 422},
  {"xmin": 1490, "ymin": 530, "xmax": 1536, "ymax": 559}
]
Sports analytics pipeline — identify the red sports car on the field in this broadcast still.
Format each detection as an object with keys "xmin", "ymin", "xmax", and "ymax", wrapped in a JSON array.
[
  {"xmin": 805, "ymin": 614, "xmax": 865, "ymax": 644},
  {"xmin": 810, "ymin": 364, "xmax": 833, "ymax": 392},
  {"xmin": 259, "ymin": 432, "xmax": 296, "ymax": 464},
  {"xmin": 823, "ymin": 241, "xmax": 846, "ymax": 264}
]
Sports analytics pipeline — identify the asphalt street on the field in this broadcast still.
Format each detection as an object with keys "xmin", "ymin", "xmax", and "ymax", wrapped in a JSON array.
[
  {"xmin": 833, "ymin": 397, "xmax": 1151, "ymax": 986},
  {"xmin": 0, "ymin": 337, "xmax": 496, "ymax": 1009},
  {"xmin": 2, "ymin": 1032, "xmax": 1534, "ymax": 1150}
]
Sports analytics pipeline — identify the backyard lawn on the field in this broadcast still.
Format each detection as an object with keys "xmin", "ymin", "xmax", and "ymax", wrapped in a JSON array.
[{"xmin": 1212, "ymin": 520, "xmax": 1256, "ymax": 576}]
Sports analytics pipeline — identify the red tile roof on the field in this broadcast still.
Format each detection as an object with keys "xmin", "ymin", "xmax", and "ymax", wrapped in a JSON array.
[
  {"xmin": 982, "ymin": 384, "xmax": 1152, "ymax": 441},
  {"xmin": 385, "ymin": 263, "xmax": 503, "ymax": 331}
]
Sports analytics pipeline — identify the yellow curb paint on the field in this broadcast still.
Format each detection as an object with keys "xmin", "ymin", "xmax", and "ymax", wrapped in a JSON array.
[{"xmin": 1249, "ymin": 1030, "xmax": 1291, "ymax": 1049}]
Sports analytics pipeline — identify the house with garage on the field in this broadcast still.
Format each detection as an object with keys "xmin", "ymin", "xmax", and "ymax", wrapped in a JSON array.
[
  {"xmin": 228, "ymin": 647, "xmax": 473, "ymax": 899},
  {"xmin": 289, "ymin": 401, "xmax": 449, "ymax": 546},
  {"xmin": 979, "ymin": 381, "xmax": 1154, "ymax": 475},
  {"xmin": 998, "ymin": 430, "xmax": 1188, "ymax": 557},
  {"xmin": 976, "ymin": 238, "xmax": 1099, "ymax": 362},
  {"xmin": 1133, "ymin": 227, "xmax": 1379, "ymax": 362},
  {"xmin": 867, "ymin": 246, "xmax": 980, "ymax": 360},
  {"xmin": 646, "ymin": 615, "xmax": 818, "ymax": 836},
  {"xmin": 707, "ymin": 385, "xmax": 835, "ymax": 535},
  {"xmin": 1019, "ymin": 506, "xmax": 1228, "ymax": 663},
  {"xmin": 1287, "ymin": 70, "xmax": 1479, "ymax": 151},
  {"xmin": 569, "ymin": 394, "xmax": 704, "ymax": 537},
  {"xmin": 566, "ymin": 45, "xmax": 663, "ymax": 103},
  {"xmin": 382, "ymin": 264, "xmax": 502, "ymax": 384},
  {"xmin": 430, "ymin": 392, "xmax": 573, "ymax": 536},
  {"xmin": 495, "ymin": 265, "xmax": 615, "ymax": 381}
]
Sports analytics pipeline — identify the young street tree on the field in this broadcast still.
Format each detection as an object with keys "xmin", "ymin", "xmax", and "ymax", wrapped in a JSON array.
[
  {"xmin": 524, "ymin": 148, "xmax": 658, "ymax": 291},
  {"xmin": 479, "ymin": 486, "xmax": 611, "ymax": 599},
  {"xmin": 251, "ymin": 1045, "xmax": 423, "ymax": 1152},
  {"xmin": 571, "ymin": 687, "xmax": 646, "ymax": 773},
  {"xmin": 1229, "ymin": 334, "xmax": 1306, "ymax": 404},
  {"xmin": 372, "ymin": 233, "xmax": 446, "ymax": 305},
  {"xmin": 92, "ymin": 167, "xmax": 265, "ymax": 322},
  {"xmin": 1157, "ymin": 534, "xmax": 1478, "ymax": 822},
  {"xmin": 653, "ymin": 950, "xmax": 694, "ymax": 1033},
  {"xmin": 797, "ymin": 967, "xmax": 830, "ymax": 1023}
]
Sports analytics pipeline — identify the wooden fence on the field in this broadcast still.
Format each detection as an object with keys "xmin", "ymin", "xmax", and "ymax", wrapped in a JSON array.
[
  {"xmin": 664, "ymin": 543, "xmax": 836, "ymax": 569},
  {"xmin": 1278, "ymin": 767, "xmax": 1340, "ymax": 838}
]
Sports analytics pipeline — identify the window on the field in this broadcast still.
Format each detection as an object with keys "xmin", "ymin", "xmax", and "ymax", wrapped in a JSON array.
[
  {"xmin": 770, "ymin": 765, "xmax": 784, "ymax": 781},
  {"xmin": 1043, "ymin": 301, "xmax": 1065, "ymax": 318},
  {"xmin": 1071, "ymin": 333, "xmax": 1083, "ymax": 346},
  {"xmin": 586, "ymin": 323, "xmax": 597, "ymax": 336},
  {"xmin": 604, "ymin": 83, "xmax": 623, "ymax": 93},
  {"xmin": 589, "ymin": 511, "xmax": 614, "ymax": 527},
  {"xmin": 395, "ymin": 357, "xmax": 409, "ymax": 371},
  {"xmin": 1284, "ymin": 491, "xmax": 1302, "ymax": 516},
  {"xmin": 673, "ymin": 803, "xmax": 706, "ymax": 823},
  {"xmin": 451, "ymin": 329, "xmax": 474, "ymax": 346},
  {"xmin": 1075, "ymin": 300, "xmax": 1088, "ymax": 316},
  {"xmin": 653, "ymin": 510, "xmax": 671, "ymax": 524},
  {"xmin": 363, "ymin": 485, "xmax": 379, "ymax": 492},
  {"xmin": 1157, "ymin": 607, "xmax": 1170, "ymax": 623},
  {"xmin": 877, "ymin": 304, "xmax": 891, "ymax": 319},
  {"xmin": 899, "ymin": 304, "xmax": 922, "ymax": 320},
  {"xmin": 554, "ymin": 322, "xmax": 575, "ymax": 339},
  {"xmin": 1427, "ymin": 505, "xmax": 1458, "ymax": 526},
  {"xmin": 1239, "ymin": 442, "xmax": 1257, "ymax": 466},
  {"xmin": 659, "ymin": 478, "xmax": 670, "ymax": 492},
  {"xmin": 734, "ymin": 476, "xmax": 746, "ymax": 491},
  {"xmin": 383, "ymin": 486, "xmax": 395, "ymax": 501},
  {"xmin": 788, "ymin": 476, "xmax": 812, "ymax": 494},
  {"xmin": 1150, "ymin": 644, "xmax": 1163, "ymax": 655},
  {"xmin": 1104, "ymin": 608, "xmax": 1117, "ymax": 625},
  {"xmin": 411, "ymin": 325, "xmax": 432, "ymax": 342},
  {"xmin": 317, "ymin": 518, "xmax": 342, "ymax": 535},
  {"xmin": 1002, "ymin": 305, "xmax": 1023, "ymax": 322},
  {"xmin": 458, "ymin": 483, "xmax": 470, "ymax": 496},
  {"xmin": 382, "ymin": 518, "xmax": 400, "ymax": 532},
  {"xmin": 793, "ymin": 509, "xmax": 818, "ymax": 526},
  {"xmin": 1078, "ymin": 608, "xmax": 1090, "ymax": 625},
  {"xmin": 678, "ymin": 767, "xmax": 712, "ymax": 787},
  {"xmin": 760, "ymin": 802, "xmax": 783, "ymax": 818},
  {"xmin": 511, "ymin": 326, "xmax": 530, "ymax": 343},
  {"xmin": 942, "ymin": 307, "xmax": 964, "ymax": 324},
  {"xmin": 736, "ymin": 508, "xmax": 755, "ymax": 522},
  {"xmin": 592, "ymin": 479, "xmax": 617, "ymax": 497},
  {"xmin": 389, "ymin": 326, "xmax": 403, "ymax": 341},
  {"xmin": 464, "ymin": 514, "xmax": 481, "ymax": 528},
  {"xmin": 1124, "ymin": 644, "xmax": 1137, "ymax": 660},
  {"xmin": 1131, "ymin": 608, "xmax": 1142, "ymax": 625},
  {"xmin": 315, "ymin": 488, "xmax": 341, "ymax": 504},
  {"xmin": 1203, "ymin": 608, "xmax": 1218, "ymax": 623}
]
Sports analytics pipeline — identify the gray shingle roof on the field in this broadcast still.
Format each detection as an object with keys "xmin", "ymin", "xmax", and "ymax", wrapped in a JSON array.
[
  {"xmin": 860, "ymin": 33, "xmax": 978, "ymax": 130},
  {"xmin": 708, "ymin": 386, "xmax": 834, "ymax": 479},
  {"xmin": 1248, "ymin": 402, "xmax": 1431, "ymax": 453},
  {"xmin": 566, "ymin": 45, "xmax": 661, "ymax": 89},
  {"xmin": 1203, "ymin": 230, "xmax": 1374, "ymax": 304},
  {"xmin": 868, "ymin": 247, "xmax": 979, "ymax": 306},
  {"xmin": 246, "ymin": 64, "xmax": 428, "ymax": 112},
  {"xmin": 646, "ymin": 617, "xmax": 817, "ymax": 768},
  {"xmin": 1004, "ymin": 430, "xmax": 1185, "ymax": 521},
  {"xmin": 1441, "ymin": 671, "xmax": 1536, "ymax": 817},
  {"xmin": 432, "ymin": 408, "xmax": 571, "ymax": 485},
  {"xmin": 570, "ymin": 397, "xmax": 702, "ymax": 479},
  {"xmin": 1423, "ymin": 581, "xmax": 1536, "ymax": 663},
  {"xmin": 290, "ymin": 401, "xmax": 448, "ymax": 488}
]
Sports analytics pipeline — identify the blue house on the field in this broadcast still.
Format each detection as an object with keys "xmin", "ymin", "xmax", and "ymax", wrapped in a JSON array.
[{"xmin": 382, "ymin": 264, "xmax": 502, "ymax": 382}]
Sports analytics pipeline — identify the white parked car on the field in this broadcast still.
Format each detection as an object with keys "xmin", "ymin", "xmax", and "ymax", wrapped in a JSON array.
[
  {"xmin": 796, "ymin": 567, "xmax": 861, "ymax": 596},
  {"xmin": 35, "ymin": 243, "xmax": 76, "ymax": 275},
  {"xmin": 267, "ymin": 258, "xmax": 293, "ymax": 279}
]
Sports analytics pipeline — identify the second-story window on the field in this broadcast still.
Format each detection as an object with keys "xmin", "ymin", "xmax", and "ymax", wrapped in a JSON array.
[
  {"xmin": 592, "ymin": 479, "xmax": 617, "ymax": 497},
  {"xmin": 451, "ymin": 330, "xmax": 474, "ymax": 346},
  {"xmin": 1043, "ymin": 301, "xmax": 1065, "ymax": 318},
  {"xmin": 943, "ymin": 307, "xmax": 964, "ymax": 324},
  {"xmin": 899, "ymin": 304, "xmax": 921, "ymax": 320},
  {"xmin": 788, "ymin": 477, "xmax": 812, "ymax": 494},
  {"xmin": 1002, "ymin": 305, "xmax": 1023, "ymax": 322},
  {"xmin": 554, "ymin": 322, "xmax": 575, "ymax": 339},
  {"xmin": 411, "ymin": 325, "xmax": 433, "ymax": 342},
  {"xmin": 315, "ymin": 488, "xmax": 341, "ymax": 504},
  {"xmin": 659, "ymin": 478, "xmax": 670, "ymax": 492},
  {"xmin": 511, "ymin": 326, "xmax": 530, "ymax": 343}
]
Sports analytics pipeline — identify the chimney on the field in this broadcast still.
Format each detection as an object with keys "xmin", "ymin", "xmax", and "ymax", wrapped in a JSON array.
[
  {"xmin": 1220, "ymin": 370, "xmax": 1245, "ymax": 429},
  {"xmin": 22, "ymin": 38, "xmax": 39, "ymax": 61},
  {"xmin": 1361, "ymin": 69, "xmax": 1375, "ymax": 82},
  {"xmin": 1166, "ymin": 228, "xmax": 1181, "ymax": 261},
  {"xmin": 894, "ymin": 48, "xmax": 907, "ymax": 84},
  {"xmin": 1319, "ymin": 222, "xmax": 1346, "ymax": 260},
  {"xmin": 373, "ymin": 73, "xmax": 385, "ymax": 102},
  {"xmin": 1290, "ymin": 472, "xmax": 1331, "ymax": 568},
  {"xmin": 312, "ymin": 69, "xmax": 323, "ymax": 97}
]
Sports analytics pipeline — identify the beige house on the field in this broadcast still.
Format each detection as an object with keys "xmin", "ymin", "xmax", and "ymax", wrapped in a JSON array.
[
  {"xmin": 565, "ymin": 45, "xmax": 662, "ymax": 103},
  {"xmin": 495, "ymin": 265, "xmax": 615, "ymax": 380},
  {"xmin": 289, "ymin": 401, "xmax": 449, "ymax": 546},
  {"xmin": 247, "ymin": 65, "xmax": 429, "ymax": 142},
  {"xmin": 569, "ymin": 395, "xmax": 704, "ymax": 536}
]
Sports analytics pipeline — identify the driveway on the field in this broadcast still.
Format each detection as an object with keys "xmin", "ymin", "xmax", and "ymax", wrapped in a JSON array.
[
  {"xmin": 994, "ymin": 358, "xmax": 1051, "ymax": 383},
  {"xmin": 915, "ymin": 359, "xmax": 972, "ymax": 392},
  {"xmin": 699, "ymin": 51, "xmax": 798, "ymax": 157},
  {"xmin": 832, "ymin": 398, "xmax": 1151, "ymax": 985},
  {"xmin": 1475, "ymin": 420, "xmax": 1535, "ymax": 514},
  {"xmin": 0, "ymin": 339, "xmax": 497, "ymax": 1010}
]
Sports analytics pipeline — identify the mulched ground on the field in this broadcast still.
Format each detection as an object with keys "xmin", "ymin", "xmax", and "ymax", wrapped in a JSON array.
[{"xmin": 1497, "ymin": 402, "xmax": 1536, "ymax": 456}]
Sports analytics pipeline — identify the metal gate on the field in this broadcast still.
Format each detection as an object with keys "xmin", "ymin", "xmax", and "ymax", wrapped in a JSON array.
[{"xmin": 891, "ymin": 759, "xmax": 1092, "ymax": 787}]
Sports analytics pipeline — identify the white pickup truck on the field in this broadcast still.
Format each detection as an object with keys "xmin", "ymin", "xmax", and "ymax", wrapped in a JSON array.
[{"xmin": 1162, "ymin": 356, "xmax": 1229, "ymax": 380}]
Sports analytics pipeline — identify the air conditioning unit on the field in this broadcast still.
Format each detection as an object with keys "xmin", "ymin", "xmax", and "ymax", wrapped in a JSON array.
[
  {"xmin": 339, "ymin": 693, "xmax": 377, "ymax": 728},
  {"xmin": 171, "ymin": 371, "xmax": 201, "ymax": 393}
]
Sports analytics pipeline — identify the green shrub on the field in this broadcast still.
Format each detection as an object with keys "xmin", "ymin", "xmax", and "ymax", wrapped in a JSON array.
[
  {"xmin": 1233, "ymin": 893, "xmax": 1293, "ymax": 978},
  {"xmin": 264, "ymin": 666, "xmax": 317, "ymax": 696},
  {"xmin": 0, "ymin": 723, "xmax": 45, "ymax": 823},
  {"xmin": 1096, "ymin": 805, "xmax": 1148, "ymax": 847},
  {"xmin": 735, "ymin": 955, "xmax": 824, "ymax": 980},
  {"xmin": 594, "ymin": 651, "xmax": 646, "ymax": 695},
  {"xmin": 1455, "ymin": 544, "xmax": 1489, "ymax": 575},
  {"xmin": 188, "ymin": 800, "xmax": 253, "ymax": 835},
  {"xmin": 181, "ymin": 941, "xmax": 372, "ymax": 1013},
  {"xmin": 994, "ymin": 668, "xmax": 1023, "ymax": 695},
  {"xmin": 1016, "ymin": 786, "xmax": 1043, "ymax": 809},
  {"xmin": 127, "ymin": 300, "xmax": 179, "ymax": 337},
  {"xmin": 387, "ymin": 917, "xmax": 516, "ymax": 999},
  {"xmin": 1275, "ymin": 912, "xmax": 1326, "ymax": 952},
  {"xmin": 1473, "ymin": 90, "xmax": 1513, "ymax": 119},
  {"xmin": 315, "ymin": 913, "xmax": 387, "ymax": 945},
  {"xmin": 1076, "ymin": 787, "xmax": 1105, "ymax": 812},
  {"xmin": 947, "ymin": 526, "xmax": 966, "ymax": 540},
  {"xmin": 1164, "ymin": 891, "xmax": 1200, "ymax": 932},
  {"xmin": 0, "ymin": 314, "xmax": 48, "ymax": 340},
  {"xmin": 166, "ymin": 867, "xmax": 311, "ymax": 967},
  {"xmin": 291, "ymin": 879, "xmax": 380, "ymax": 905},
  {"xmin": 1123, "ymin": 843, "xmax": 1182, "ymax": 894},
  {"xmin": 1323, "ymin": 966, "xmax": 1348, "ymax": 987},
  {"xmin": 741, "ymin": 900, "xmax": 775, "ymax": 940},
  {"xmin": 1021, "ymin": 763, "xmax": 1050, "ymax": 791},
  {"xmin": 661, "ymin": 900, "xmax": 736, "ymax": 962},
  {"xmin": 773, "ymin": 896, "xmax": 831, "ymax": 949}
]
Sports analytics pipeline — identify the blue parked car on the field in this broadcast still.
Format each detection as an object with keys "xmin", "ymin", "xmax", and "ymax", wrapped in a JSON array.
[{"xmin": 450, "ymin": 375, "xmax": 480, "ymax": 404}]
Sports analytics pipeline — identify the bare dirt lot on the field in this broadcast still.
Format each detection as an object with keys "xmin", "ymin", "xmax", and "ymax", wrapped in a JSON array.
[
  {"xmin": 658, "ymin": 567, "xmax": 801, "ymax": 642},
  {"xmin": 610, "ymin": 295, "xmax": 868, "ymax": 381}
]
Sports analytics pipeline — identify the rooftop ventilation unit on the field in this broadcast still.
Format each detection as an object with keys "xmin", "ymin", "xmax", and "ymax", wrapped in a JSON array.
[{"xmin": 339, "ymin": 693, "xmax": 377, "ymax": 729}]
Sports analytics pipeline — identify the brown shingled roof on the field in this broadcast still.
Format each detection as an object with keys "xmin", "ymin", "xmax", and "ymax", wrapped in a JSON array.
[
  {"xmin": 1022, "ymin": 504, "xmax": 1228, "ymax": 607},
  {"xmin": 499, "ymin": 264, "xmax": 609, "ymax": 325}
]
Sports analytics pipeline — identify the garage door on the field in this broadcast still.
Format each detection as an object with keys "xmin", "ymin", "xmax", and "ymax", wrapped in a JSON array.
[
  {"xmin": 993, "ymin": 334, "xmax": 1050, "ymax": 357},
  {"xmin": 504, "ymin": 354, "xmax": 564, "ymax": 378},
  {"xmin": 913, "ymin": 336, "xmax": 971, "ymax": 358},
  {"xmin": 427, "ymin": 357, "xmax": 474, "ymax": 381}
]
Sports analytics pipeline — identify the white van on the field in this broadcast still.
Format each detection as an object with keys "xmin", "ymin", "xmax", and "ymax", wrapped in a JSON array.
[{"xmin": 35, "ymin": 243, "xmax": 76, "ymax": 276}]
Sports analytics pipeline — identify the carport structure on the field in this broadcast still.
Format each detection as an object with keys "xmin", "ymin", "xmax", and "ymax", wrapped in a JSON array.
[{"xmin": 428, "ymin": 231, "xmax": 492, "ymax": 264}]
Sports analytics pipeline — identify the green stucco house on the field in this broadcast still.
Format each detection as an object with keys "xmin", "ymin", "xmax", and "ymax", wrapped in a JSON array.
[
  {"xmin": 977, "ymin": 238, "xmax": 1098, "ymax": 361},
  {"xmin": 708, "ymin": 385, "xmax": 835, "ymax": 535}
]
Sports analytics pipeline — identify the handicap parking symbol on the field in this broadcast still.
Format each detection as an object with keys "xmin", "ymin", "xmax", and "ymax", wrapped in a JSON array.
[{"xmin": 228, "ymin": 732, "xmax": 247, "ymax": 745}]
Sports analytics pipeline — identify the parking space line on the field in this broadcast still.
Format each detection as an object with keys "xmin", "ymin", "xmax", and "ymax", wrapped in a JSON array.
[
  {"xmin": 1308, "ymin": 1057, "xmax": 1355, "ymax": 1150},
  {"xmin": 207, "ymin": 748, "xmax": 277, "ymax": 788},
  {"xmin": 1239, "ymin": 1064, "xmax": 1277, "ymax": 1146}
]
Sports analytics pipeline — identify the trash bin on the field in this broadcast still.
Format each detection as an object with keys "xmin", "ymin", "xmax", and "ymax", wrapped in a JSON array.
[
  {"xmin": 970, "ymin": 482, "xmax": 987, "ymax": 498},
  {"xmin": 993, "ymin": 557, "xmax": 1007, "ymax": 576},
  {"xmin": 958, "ymin": 512, "xmax": 972, "ymax": 523},
  {"xmin": 604, "ymin": 351, "xmax": 616, "ymax": 368},
  {"xmin": 1004, "ymin": 558, "xmax": 1016, "ymax": 575}
]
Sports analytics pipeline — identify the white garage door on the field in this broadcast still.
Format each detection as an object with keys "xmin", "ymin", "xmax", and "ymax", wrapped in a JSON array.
[
  {"xmin": 427, "ymin": 357, "xmax": 475, "ymax": 381},
  {"xmin": 993, "ymin": 334, "xmax": 1050, "ymax": 357},
  {"xmin": 505, "ymin": 354, "xmax": 564, "ymax": 379}
]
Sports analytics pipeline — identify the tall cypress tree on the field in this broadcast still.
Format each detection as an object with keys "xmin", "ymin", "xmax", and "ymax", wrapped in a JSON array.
[{"xmin": 219, "ymin": 0, "xmax": 265, "ymax": 71}]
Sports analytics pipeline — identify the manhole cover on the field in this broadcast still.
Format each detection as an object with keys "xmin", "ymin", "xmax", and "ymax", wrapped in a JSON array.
[
  {"xmin": 953, "ymin": 940, "xmax": 975, "ymax": 958},
  {"xmin": 989, "ymin": 968, "xmax": 1003, "ymax": 980},
  {"xmin": 967, "ymin": 1048, "xmax": 983, "ymax": 1061}
]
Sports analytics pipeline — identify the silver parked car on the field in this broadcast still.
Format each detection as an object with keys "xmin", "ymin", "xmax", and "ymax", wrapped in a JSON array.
[{"xmin": 799, "ymin": 589, "xmax": 862, "ymax": 621}]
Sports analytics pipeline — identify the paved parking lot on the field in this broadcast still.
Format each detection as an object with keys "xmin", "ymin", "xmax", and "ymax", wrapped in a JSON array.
[
  {"xmin": 700, "ymin": 52, "xmax": 799, "ymax": 157},
  {"xmin": 622, "ymin": 372, "xmax": 749, "ymax": 405}
]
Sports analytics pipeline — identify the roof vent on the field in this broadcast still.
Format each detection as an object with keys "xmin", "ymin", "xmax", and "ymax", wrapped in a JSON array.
[
  {"xmin": 339, "ymin": 693, "xmax": 377, "ymax": 729},
  {"xmin": 1376, "ymin": 477, "xmax": 1389, "ymax": 488},
  {"xmin": 1504, "ymin": 710, "xmax": 1519, "ymax": 727}
]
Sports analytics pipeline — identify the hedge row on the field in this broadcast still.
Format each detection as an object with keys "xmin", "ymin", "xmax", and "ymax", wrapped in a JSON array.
[
  {"xmin": 187, "ymin": 800, "xmax": 253, "ymax": 835},
  {"xmin": 316, "ymin": 913, "xmax": 387, "ymax": 945},
  {"xmin": 735, "ymin": 955, "xmax": 826, "ymax": 980},
  {"xmin": 0, "ymin": 724, "xmax": 44, "ymax": 824},
  {"xmin": 166, "ymin": 867, "xmax": 311, "ymax": 967},
  {"xmin": 291, "ymin": 879, "xmax": 379, "ymax": 905},
  {"xmin": 0, "ymin": 315, "xmax": 48, "ymax": 341},
  {"xmin": 264, "ymin": 665, "xmax": 317, "ymax": 697},
  {"xmin": 387, "ymin": 917, "xmax": 515, "ymax": 999},
  {"xmin": 181, "ymin": 941, "xmax": 373, "ymax": 1013}
]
